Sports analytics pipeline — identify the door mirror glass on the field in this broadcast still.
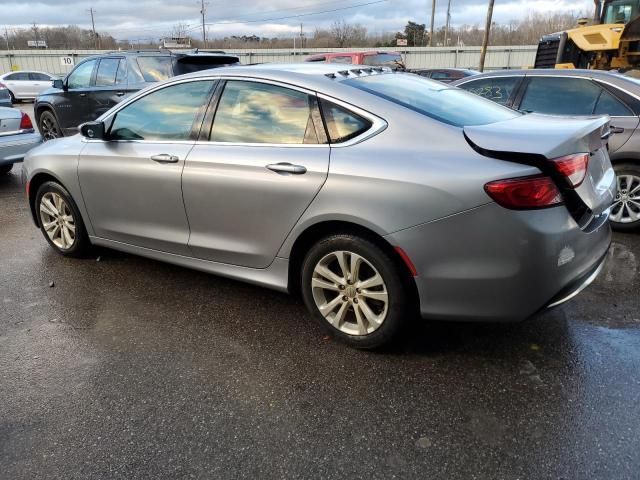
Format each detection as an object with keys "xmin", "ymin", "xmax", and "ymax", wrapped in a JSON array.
[
  {"xmin": 80, "ymin": 121, "xmax": 105, "ymax": 140},
  {"xmin": 52, "ymin": 78, "xmax": 64, "ymax": 89}
]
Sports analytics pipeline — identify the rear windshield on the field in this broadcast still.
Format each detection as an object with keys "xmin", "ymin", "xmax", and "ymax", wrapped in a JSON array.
[
  {"xmin": 361, "ymin": 53, "xmax": 403, "ymax": 67},
  {"xmin": 136, "ymin": 56, "xmax": 174, "ymax": 82},
  {"xmin": 344, "ymin": 73, "xmax": 521, "ymax": 127},
  {"xmin": 174, "ymin": 55, "xmax": 239, "ymax": 75}
]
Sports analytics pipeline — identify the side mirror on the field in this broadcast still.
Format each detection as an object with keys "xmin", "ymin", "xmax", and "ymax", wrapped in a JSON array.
[
  {"xmin": 80, "ymin": 121, "xmax": 106, "ymax": 140},
  {"xmin": 52, "ymin": 79, "xmax": 65, "ymax": 90}
]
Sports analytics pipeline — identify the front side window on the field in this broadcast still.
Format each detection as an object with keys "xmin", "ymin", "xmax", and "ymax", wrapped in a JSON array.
[
  {"xmin": 458, "ymin": 76, "xmax": 521, "ymax": 106},
  {"xmin": 520, "ymin": 77, "xmax": 601, "ymax": 115},
  {"xmin": 109, "ymin": 80, "xmax": 214, "ymax": 141},
  {"xmin": 67, "ymin": 60, "xmax": 97, "ymax": 89},
  {"xmin": 211, "ymin": 81, "xmax": 318, "ymax": 144},
  {"xmin": 344, "ymin": 73, "xmax": 520, "ymax": 127},
  {"xmin": 95, "ymin": 58, "xmax": 125, "ymax": 86},
  {"xmin": 320, "ymin": 99, "xmax": 371, "ymax": 143},
  {"xmin": 136, "ymin": 56, "xmax": 174, "ymax": 82}
]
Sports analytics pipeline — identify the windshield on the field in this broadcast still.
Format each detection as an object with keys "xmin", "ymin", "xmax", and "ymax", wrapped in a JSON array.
[
  {"xmin": 603, "ymin": 0, "xmax": 640, "ymax": 24},
  {"xmin": 343, "ymin": 73, "xmax": 521, "ymax": 127}
]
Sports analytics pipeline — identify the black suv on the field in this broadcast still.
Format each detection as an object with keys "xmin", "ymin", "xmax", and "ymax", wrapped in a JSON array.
[{"xmin": 35, "ymin": 50, "xmax": 239, "ymax": 140}]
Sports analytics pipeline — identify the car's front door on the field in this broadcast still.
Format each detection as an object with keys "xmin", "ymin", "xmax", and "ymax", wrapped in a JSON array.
[
  {"xmin": 57, "ymin": 59, "xmax": 97, "ymax": 134},
  {"xmin": 182, "ymin": 79, "xmax": 330, "ymax": 268},
  {"xmin": 78, "ymin": 79, "xmax": 216, "ymax": 255}
]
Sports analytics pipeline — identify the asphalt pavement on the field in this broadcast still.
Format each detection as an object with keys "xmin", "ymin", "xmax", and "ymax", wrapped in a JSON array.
[{"xmin": 1, "ymin": 143, "xmax": 640, "ymax": 478}]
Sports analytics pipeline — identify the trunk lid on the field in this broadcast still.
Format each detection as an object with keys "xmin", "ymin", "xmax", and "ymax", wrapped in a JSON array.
[
  {"xmin": 0, "ymin": 106, "xmax": 21, "ymax": 134},
  {"xmin": 464, "ymin": 113, "xmax": 616, "ymax": 220}
]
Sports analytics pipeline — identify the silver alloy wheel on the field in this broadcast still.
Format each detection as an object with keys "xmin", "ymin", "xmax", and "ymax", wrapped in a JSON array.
[
  {"xmin": 611, "ymin": 174, "xmax": 640, "ymax": 224},
  {"xmin": 39, "ymin": 192, "xmax": 76, "ymax": 250},
  {"xmin": 311, "ymin": 250, "xmax": 389, "ymax": 336}
]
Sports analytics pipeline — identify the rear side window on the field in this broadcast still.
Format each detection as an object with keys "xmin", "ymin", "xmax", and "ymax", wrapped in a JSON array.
[
  {"xmin": 520, "ymin": 77, "xmax": 601, "ymax": 115},
  {"xmin": 136, "ymin": 57, "xmax": 174, "ymax": 82},
  {"xmin": 362, "ymin": 54, "xmax": 403, "ymax": 67},
  {"xmin": 594, "ymin": 88, "xmax": 633, "ymax": 116},
  {"xmin": 329, "ymin": 56, "xmax": 354, "ymax": 64},
  {"xmin": 320, "ymin": 99, "xmax": 371, "ymax": 143},
  {"xmin": 29, "ymin": 73, "xmax": 51, "ymax": 81},
  {"xmin": 109, "ymin": 80, "xmax": 214, "ymax": 141},
  {"xmin": 95, "ymin": 58, "xmax": 125, "ymax": 86},
  {"xmin": 344, "ymin": 73, "xmax": 520, "ymax": 127},
  {"xmin": 458, "ymin": 77, "xmax": 521, "ymax": 106},
  {"xmin": 431, "ymin": 71, "xmax": 451, "ymax": 80},
  {"xmin": 6, "ymin": 72, "xmax": 29, "ymax": 80},
  {"xmin": 211, "ymin": 81, "xmax": 319, "ymax": 144}
]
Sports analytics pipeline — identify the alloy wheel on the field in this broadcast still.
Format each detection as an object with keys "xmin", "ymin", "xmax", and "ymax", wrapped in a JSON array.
[
  {"xmin": 311, "ymin": 250, "xmax": 389, "ymax": 336},
  {"xmin": 39, "ymin": 192, "xmax": 76, "ymax": 250},
  {"xmin": 40, "ymin": 114, "xmax": 61, "ymax": 141},
  {"xmin": 611, "ymin": 174, "xmax": 640, "ymax": 224}
]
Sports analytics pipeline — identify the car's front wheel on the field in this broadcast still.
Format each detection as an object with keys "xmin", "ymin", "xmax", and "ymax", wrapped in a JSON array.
[
  {"xmin": 301, "ymin": 234, "xmax": 409, "ymax": 349},
  {"xmin": 611, "ymin": 163, "xmax": 640, "ymax": 232},
  {"xmin": 38, "ymin": 111, "xmax": 62, "ymax": 141},
  {"xmin": 35, "ymin": 181, "xmax": 90, "ymax": 257}
]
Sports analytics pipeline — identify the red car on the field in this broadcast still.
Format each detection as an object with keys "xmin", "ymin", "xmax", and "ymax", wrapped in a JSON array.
[{"xmin": 305, "ymin": 51, "xmax": 405, "ymax": 70}]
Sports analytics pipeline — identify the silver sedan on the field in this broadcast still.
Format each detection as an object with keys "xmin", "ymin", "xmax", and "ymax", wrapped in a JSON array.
[
  {"xmin": 22, "ymin": 64, "xmax": 615, "ymax": 348},
  {"xmin": 0, "ymin": 107, "xmax": 41, "ymax": 175}
]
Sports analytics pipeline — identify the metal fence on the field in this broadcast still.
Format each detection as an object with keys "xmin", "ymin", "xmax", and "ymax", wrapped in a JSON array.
[{"xmin": 0, "ymin": 46, "xmax": 538, "ymax": 76}]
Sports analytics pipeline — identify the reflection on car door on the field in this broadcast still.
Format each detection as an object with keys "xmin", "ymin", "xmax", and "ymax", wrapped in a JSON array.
[
  {"xmin": 57, "ymin": 59, "xmax": 97, "ymax": 134},
  {"xmin": 183, "ymin": 80, "xmax": 330, "ymax": 268},
  {"xmin": 593, "ymin": 85, "xmax": 639, "ymax": 153},
  {"xmin": 88, "ymin": 57, "xmax": 128, "ymax": 120},
  {"xmin": 78, "ymin": 80, "xmax": 216, "ymax": 255}
]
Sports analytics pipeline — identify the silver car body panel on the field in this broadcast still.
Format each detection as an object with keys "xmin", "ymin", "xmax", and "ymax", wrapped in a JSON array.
[
  {"xmin": 23, "ymin": 64, "xmax": 613, "ymax": 322},
  {"xmin": 0, "ymin": 107, "xmax": 41, "ymax": 165}
]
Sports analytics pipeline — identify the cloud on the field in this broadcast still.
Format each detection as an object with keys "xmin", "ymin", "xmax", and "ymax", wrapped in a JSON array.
[{"xmin": 1, "ymin": 0, "xmax": 594, "ymax": 39}]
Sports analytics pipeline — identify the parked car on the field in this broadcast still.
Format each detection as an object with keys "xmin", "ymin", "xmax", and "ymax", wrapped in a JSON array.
[
  {"xmin": 0, "ymin": 71, "xmax": 58, "ymax": 102},
  {"xmin": 412, "ymin": 68, "xmax": 479, "ymax": 83},
  {"xmin": 34, "ymin": 50, "xmax": 239, "ymax": 140},
  {"xmin": 453, "ymin": 69, "xmax": 640, "ymax": 231},
  {"xmin": 0, "ymin": 107, "xmax": 41, "ymax": 175},
  {"xmin": 305, "ymin": 51, "xmax": 405, "ymax": 70},
  {"xmin": 0, "ymin": 85, "xmax": 11, "ymax": 108},
  {"xmin": 23, "ymin": 64, "xmax": 614, "ymax": 349}
]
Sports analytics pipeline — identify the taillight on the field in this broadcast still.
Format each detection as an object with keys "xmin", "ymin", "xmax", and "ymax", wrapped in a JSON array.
[
  {"xmin": 484, "ymin": 175, "xmax": 563, "ymax": 210},
  {"xmin": 0, "ymin": 82, "xmax": 6, "ymax": 88},
  {"xmin": 19, "ymin": 112, "xmax": 33, "ymax": 130},
  {"xmin": 551, "ymin": 153, "xmax": 589, "ymax": 187}
]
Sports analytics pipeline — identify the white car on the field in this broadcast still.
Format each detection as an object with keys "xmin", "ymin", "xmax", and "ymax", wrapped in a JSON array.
[{"xmin": 0, "ymin": 71, "xmax": 57, "ymax": 103}]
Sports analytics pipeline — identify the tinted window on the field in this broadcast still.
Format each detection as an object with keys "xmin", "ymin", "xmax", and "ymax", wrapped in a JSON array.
[
  {"xmin": 362, "ymin": 53, "xmax": 403, "ymax": 67},
  {"xmin": 307, "ymin": 56, "xmax": 326, "ymax": 62},
  {"xmin": 459, "ymin": 76, "xmax": 521, "ymax": 106},
  {"xmin": 431, "ymin": 71, "xmax": 452, "ymax": 80},
  {"xmin": 6, "ymin": 72, "xmax": 29, "ymax": 80},
  {"xmin": 68, "ymin": 60, "xmax": 96, "ymax": 89},
  {"xmin": 595, "ymin": 88, "xmax": 633, "ymax": 116},
  {"xmin": 520, "ymin": 77, "xmax": 601, "ymax": 115},
  {"xmin": 320, "ymin": 99, "xmax": 371, "ymax": 143},
  {"xmin": 330, "ymin": 56, "xmax": 354, "ymax": 64},
  {"xmin": 211, "ymin": 81, "xmax": 318, "ymax": 144},
  {"xmin": 110, "ymin": 80, "xmax": 214, "ymax": 141},
  {"xmin": 29, "ymin": 72, "xmax": 51, "ymax": 81},
  {"xmin": 136, "ymin": 57, "xmax": 173, "ymax": 82},
  {"xmin": 95, "ymin": 58, "xmax": 123, "ymax": 86},
  {"xmin": 344, "ymin": 74, "xmax": 520, "ymax": 127}
]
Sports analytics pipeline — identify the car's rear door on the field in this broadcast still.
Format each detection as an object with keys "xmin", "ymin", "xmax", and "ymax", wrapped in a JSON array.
[
  {"xmin": 182, "ymin": 79, "xmax": 330, "ymax": 268},
  {"xmin": 29, "ymin": 72, "xmax": 53, "ymax": 97},
  {"xmin": 88, "ymin": 57, "xmax": 128, "ymax": 119},
  {"xmin": 3, "ymin": 72, "xmax": 30, "ymax": 98},
  {"xmin": 78, "ymin": 79, "xmax": 216, "ymax": 255}
]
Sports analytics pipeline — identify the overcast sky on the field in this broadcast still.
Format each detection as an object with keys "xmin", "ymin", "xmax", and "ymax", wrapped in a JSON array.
[{"xmin": 2, "ymin": 0, "xmax": 594, "ymax": 39}]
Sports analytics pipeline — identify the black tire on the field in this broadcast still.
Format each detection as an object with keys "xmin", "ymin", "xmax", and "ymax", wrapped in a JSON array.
[
  {"xmin": 35, "ymin": 181, "xmax": 91, "ymax": 257},
  {"xmin": 611, "ymin": 162, "xmax": 640, "ymax": 232},
  {"xmin": 0, "ymin": 164, "xmax": 13, "ymax": 175},
  {"xmin": 301, "ymin": 233, "xmax": 409, "ymax": 349},
  {"xmin": 7, "ymin": 90, "xmax": 16, "ymax": 104},
  {"xmin": 38, "ymin": 110, "xmax": 63, "ymax": 141}
]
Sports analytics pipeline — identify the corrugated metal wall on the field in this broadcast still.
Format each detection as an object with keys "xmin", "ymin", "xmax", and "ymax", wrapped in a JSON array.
[{"xmin": 0, "ymin": 46, "xmax": 537, "ymax": 76}]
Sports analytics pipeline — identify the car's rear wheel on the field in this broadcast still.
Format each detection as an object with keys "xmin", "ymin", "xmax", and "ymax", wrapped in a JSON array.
[
  {"xmin": 301, "ymin": 234, "xmax": 409, "ymax": 349},
  {"xmin": 36, "ymin": 181, "xmax": 90, "ymax": 257},
  {"xmin": 39, "ymin": 111, "xmax": 62, "ymax": 141},
  {"xmin": 0, "ymin": 164, "xmax": 13, "ymax": 175},
  {"xmin": 7, "ymin": 90, "xmax": 16, "ymax": 104},
  {"xmin": 610, "ymin": 163, "xmax": 640, "ymax": 232}
]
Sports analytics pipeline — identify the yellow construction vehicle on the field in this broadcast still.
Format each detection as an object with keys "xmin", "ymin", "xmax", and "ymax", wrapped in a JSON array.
[{"xmin": 534, "ymin": 0, "xmax": 640, "ymax": 71}]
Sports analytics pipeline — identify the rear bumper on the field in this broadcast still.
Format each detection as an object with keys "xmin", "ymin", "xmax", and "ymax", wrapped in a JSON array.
[
  {"xmin": 385, "ymin": 202, "xmax": 611, "ymax": 322},
  {"xmin": 0, "ymin": 132, "xmax": 42, "ymax": 165}
]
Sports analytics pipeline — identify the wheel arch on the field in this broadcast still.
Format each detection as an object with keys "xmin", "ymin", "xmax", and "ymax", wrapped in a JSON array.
[{"xmin": 286, "ymin": 220, "xmax": 419, "ymax": 306}]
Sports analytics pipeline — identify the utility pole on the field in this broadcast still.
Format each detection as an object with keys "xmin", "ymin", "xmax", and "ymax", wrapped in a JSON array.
[
  {"xmin": 88, "ymin": 8, "xmax": 98, "ymax": 49},
  {"xmin": 200, "ymin": 0, "xmax": 208, "ymax": 49},
  {"xmin": 479, "ymin": 0, "xmax": 495, "ymax": 72},
  {"xmin": 4, "ymin": 26, "xmax": 10, "ymax": 51},
  {"xmin": 300, "ymin": 23, "xmax": 305, "ymax": 49},
  {"xmin": 32, "ymin": 22, "xmax": 40, "ymax": 48},
  {"xmin": 444, "ymin": 0, "xmax": 452, "ymax": 47},
  {"xmin": 429, "ymin": 0, "xmax": 436, "ymax": 46}
]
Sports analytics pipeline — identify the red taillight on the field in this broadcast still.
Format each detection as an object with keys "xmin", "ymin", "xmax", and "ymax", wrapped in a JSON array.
[
  {"xmin": 485, "ymin": 175, "xmax": 563, "ymax": 210},
  {"xmin": 0, "ymin": 82, "xmax": 6, "ymax": 88},
  {"xmin": 551, "ymin": 153, "xmax": 589, "ymax": 187},
  {"xmin": 19, "ymin": 112, "xmax": 33, "ymax": 130}
]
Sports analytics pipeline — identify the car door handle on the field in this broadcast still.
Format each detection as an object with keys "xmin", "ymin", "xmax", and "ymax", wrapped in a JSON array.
[
  {"xmin": 266, "ymin": 163, "xmax": 307, "ymax": 174},
  {"xmin": 602, "ymin": 126, "xmax": 625, "ymax": 140},
  {"xmin": 151, "ymin": 154, "xmax": 180, "ymax": 163},
  {"xmin": 79, "ymin": 93, "xmax": 87, "ymax": 97}
]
